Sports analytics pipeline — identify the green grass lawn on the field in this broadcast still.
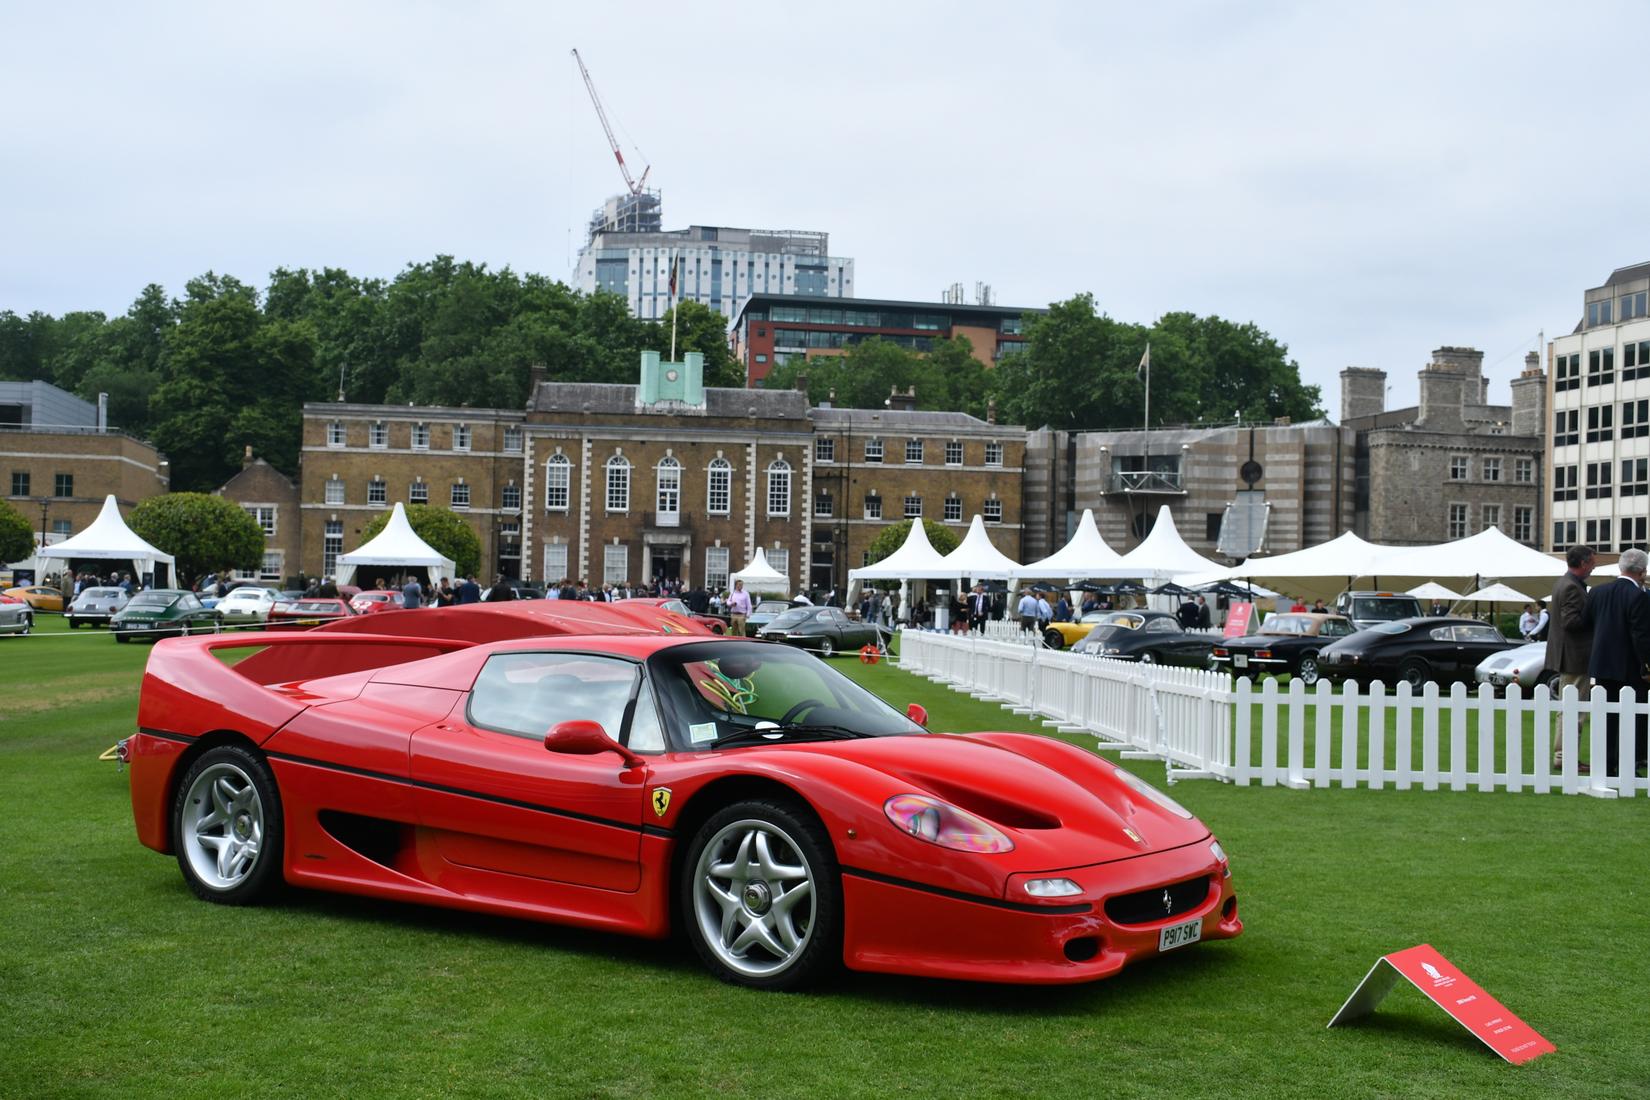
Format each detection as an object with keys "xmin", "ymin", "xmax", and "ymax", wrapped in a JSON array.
[{"xmin": 1, "ymin": 630, "xmax": 1646, "ymax": 1098}]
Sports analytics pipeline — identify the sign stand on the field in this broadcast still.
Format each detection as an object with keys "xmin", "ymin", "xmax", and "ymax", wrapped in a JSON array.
[{"xmin": 1328, "ymin": 944, "xmax": 1554, "ymax": 1065}]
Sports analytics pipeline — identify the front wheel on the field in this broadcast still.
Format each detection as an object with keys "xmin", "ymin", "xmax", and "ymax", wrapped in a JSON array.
[
  {"xmin": 172, "ymin": 744, "xmax": 284, "ymax": 904},
  {"xmin": 1297, "ymin": 652, "xmax": 1321, "ymax": 686},
  {"xmin": 817, "ymin": 637, "xmax": 835, "ymax": 658},
  {"xmin": 1138, "ymin": 650, "xmax": 1156, "ymax": 664},
  {"xmin": 1398, "ymin": 658, "xmax": 1430, "ymax": 691},
  {"xmin": 682, "ymin": 799, "xmax": 841, "ymax": 990},
  {"xmin": 67, "ymin": 619, "xmax": 79, "ymax": 630},
  {"xmin": 1043, "ymin": 629, "xmax": 1064, "ymax": 650}
]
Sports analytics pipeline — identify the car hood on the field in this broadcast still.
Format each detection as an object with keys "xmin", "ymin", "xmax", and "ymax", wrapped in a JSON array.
[{"xmin": 724, "ymin": 731, "xmax": 1209, "ymax": 869}]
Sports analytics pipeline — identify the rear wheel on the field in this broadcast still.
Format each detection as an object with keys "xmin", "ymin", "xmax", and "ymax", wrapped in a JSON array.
[
  {"xmin": 1297, "ymin": 652, "xmax": 1321, "ymax": 686},
  {"xmin": 1138, "ymin": 650, "xmax": 1157, "ymax": 664},
  {"xmin": 20, "ymin": 614, "xmax": 32, "ymax": 636},
  {"xmin": 817, "ymin": 637, "xmax": 835, "ymax": 658},
  {"xmin": 1043, "ymin": 629, "xmax": 1064, "ymax": 650},
  {"xmin": 67, "ymin": 619, "xmax": 79, "ymax": 630},
  {"xmin": 1398, "ymin": 658, "xmax": 1430, "ymax": 690},
  {"xmin": 682, "ymin": 799, "xmax": 840, "ymax": 990},
  {"xmin": 172, "ymin": 744, "xmax": 284, "ymax": 905}
]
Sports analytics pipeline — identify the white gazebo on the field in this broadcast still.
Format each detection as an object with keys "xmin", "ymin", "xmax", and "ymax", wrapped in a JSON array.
[
  {"xmin": 35, "ymin": 495, "xmax": 176, "ymax": 586},
  {"xmin": 1376, "ymin": 527, "xmax": 1566, "ymax": 597},
  {"xmin": 730, "ymin": 548, "xmax": 791, "ymax": 594},
  {"xmin": 940, "ymin": 515, "xmax": 1021, "ymax": 582},
  {"xmin": 1010, "ymin": 509, "xmax": 1123, "ymax": 580},
  {"xmin": 1088, "ymin": 505, "xmax": 1224, "ymax": 582},
  {"xmin": 336, "ymin": 502, "xmax": 456, "ymax": 586},
  {"xmin": 1216, "ymin": 530, "xmax": 1403, "ymax": 604},
  {"xmin": 846, "ymin": 519, "xmax": 954, "ymax": 621}
]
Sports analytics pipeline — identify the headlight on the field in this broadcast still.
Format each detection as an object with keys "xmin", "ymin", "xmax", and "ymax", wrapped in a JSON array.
[
  {"xmin": 1104, "ymin": 646, "xmax": 1121, "ymax": 654},
  {"xmin": 1023, "ymin": 877, "xmax": 1082, "ymax": 898},
  {"xmin": 1115, "ymin": 767, "xmax": 1194, "ymax": 819},
  {"xmin": 1209, "ymin": 839, "xmax": 1231, "ymax": 877},
  {"xmin": 884, "ymin": 794, "xmax": 1014, "ymax": 853}
]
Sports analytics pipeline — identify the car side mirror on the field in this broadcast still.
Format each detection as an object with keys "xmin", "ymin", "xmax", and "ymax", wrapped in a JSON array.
[
  {"xmin": 544, "ymin": 719, "xmax": 645, "ymax": 768},
  {"xmin": 906, "ymin": 703, "xmax": 928, "ymax": 728}
]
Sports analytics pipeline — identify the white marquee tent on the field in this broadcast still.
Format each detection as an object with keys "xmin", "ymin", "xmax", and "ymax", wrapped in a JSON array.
[
  {"xmin": 730, "ymin": 547, "xmax": 790, "ymax": 593},
  {"xmin": 1010, "ymin": 509, "xmax": 1123, "ymax": 580},
  {"xmin": 1085, "ymin": 505, "xmax": 1224, "ymax": 582},
  {"xmin": 35, "ymin": 495, "xmax": 176, "ymax": 586},
  {"xmin": 845, "ymin": 519, "xmax": 955, "ymax": 620},
  {"xmin": 1375, "ymin": 527, "xmax": 1566, "ymax": 595},
  {"xmin": 336, "ymin": 502, "xmax": 455, "ymax": 586},
  {"xmin": 939, "ymin": 515, "xmax": 1021, "ymax": 581}
]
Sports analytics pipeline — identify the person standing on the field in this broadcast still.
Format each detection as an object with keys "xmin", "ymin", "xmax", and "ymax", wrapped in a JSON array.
[
  {"xmin": 727, "ymin": 579, "xmax": 752, "ymax": 636},
  {"xmin": 484, "ymin": 574, "xmax": 516, "ymax": 602},
  {"xmin": 434, "ymin": 577, "xmax": 456, "ymax": 607},
  {"xmin": 968, "ymin": 583, "xmax": 991, "ymax": 632},
  {"xmin": 1519, "ymin": 603, "xmax": 1540, "ymax": 640},
  {"xmin": 1195, "ymin": 595, "xmax": 1212, "ymax": 629},
  {"xmin": 1545, "ymin": 545, "xmax": 1595, "ymax": 769},
  {"xmin": 456, "ymin": 575, "xmax": 481, "ymax": 604},
  {"xmin": 1016, "ymin": 588, "xmax": 1039, "ymax": 632},
  {"xmin": 401, "ymin": 575, "xmax": 424, "ymax": 609},
  {"xmin": 1177, "ymin": 595, "xmax": 1199, "ymax": 629},
  {"xmin": 1585, "ymin": 546, "xmax": 1650, "ymax": 779}
]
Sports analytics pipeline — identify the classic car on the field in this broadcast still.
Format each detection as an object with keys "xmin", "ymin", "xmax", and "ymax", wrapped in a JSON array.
[
  {"xmin": 756, "ymin": 605, "xmax": 883, "ymax": 657},
  {"xmin": 0, "ymin": 597, "xmax": 31, "ymax": 636},
  {"xmin": 1208, "ymin": 613, "xmax": 1356, "ymax": 685},
  {"xmin": 619, "ymin": 597, "xmax": 726, "ymax": 634},
  {"xmin": 349, "ymin": 590, "xmax": 407, "ymax": 614},
  {"xmin": 1070, "ymin": 611, "xmax": 1218, "ymax": 667},
  {"xmin": 215, "ymin": 586, "xmax": 281, "ymax": 624},
  {"xmin": 1474, "ymin": 641, "xmax": 1554, "ymax": 693},
  {"xmin": 266, "ymin": 597, "xmax": 357, "ymax": 630},
  {"xmin": 1332, "ymin": 590, "xmax": 1424, "ymax": 631},
  {"xmin": 122, "ymin": 625, "xmax": 1240, "ymax": 989},
  {"xmin": 66, "ymin": 585, "xmax": 131, "ymax": 628},
  {"xmin": 109, "ymin": 589, "xmax": 222, "ymax": 642},
  {"xmin": 3, "ymin": 585, "xmax": 64, "ymax": 612},
  {"xmin": 1043, "ymin": 610, "xmax": 1120, "ymax": 650},
  {"xmin": 744, "ymin": 599, "xmax": 791, "ymax": 634},
  {"xmin": 1318, "ymin": 617, "xmax": 1517, "ymax": 688}
]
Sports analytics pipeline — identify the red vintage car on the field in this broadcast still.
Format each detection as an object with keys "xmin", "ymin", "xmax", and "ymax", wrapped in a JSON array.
[
  {"xmin": 617, "ymin": 596, "xmax": 726, "ymax": 634},
  {"xmin": 349, "ymin": 590, "xmax": 406, "ymax": 614},
  {"xmin": 266, "ymin": 597, "xmax": 357, "ymax": 630},
  {"xmin": 122, "ymin": 620, "xmax": 1239, "ymax": 989}
]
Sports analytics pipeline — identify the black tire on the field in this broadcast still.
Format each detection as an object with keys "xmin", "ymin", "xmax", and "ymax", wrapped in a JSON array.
[
  {"xmin": 172, "ymin": 743, "xmax": 284, "ymax": 905},
  {"xmin": 67, "ymin": 619, "xmax": 79, "ymax": 630},
  {"xmin": 1297, "ymin": 652, "xmax": 1321, "ymax": 686},
  {"xmin": 115, "ymin": 631, "xmax": 130, "ymax": 644},
  {"xmin": 817, "ymin": 637, "xmax": 835, "ymax": 658},
  {"xmin": 1043, "ymin": 629, "xmax": 1064, "ymax": 650},
  {"xmin": 680, "ymin": 798, "xmax": 841, "ymax": 991},
  {"xmin": 1398, "ymin": 658, "xmax": 1429, "ymax": 690}
]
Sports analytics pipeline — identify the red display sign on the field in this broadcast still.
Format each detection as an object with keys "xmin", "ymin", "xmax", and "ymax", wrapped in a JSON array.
[
  {"xmin": 1328, "ymin": 944, "xmax": 1554, "ymax": 1065},
  {"xmin": 1223, "ymin": 601, "xmax": 1253, "ymax": 638}
]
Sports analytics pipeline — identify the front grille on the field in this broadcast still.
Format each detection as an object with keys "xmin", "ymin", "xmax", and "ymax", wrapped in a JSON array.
[{"xmin": 1103, "ymin": 876, "xmax": 1210, "ymax": 926}]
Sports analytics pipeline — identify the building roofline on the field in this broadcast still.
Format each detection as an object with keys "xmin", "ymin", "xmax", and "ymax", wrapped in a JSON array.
[{"xmin": 730, "ymin": 292, "xmax": 1046, "ymax": 327}]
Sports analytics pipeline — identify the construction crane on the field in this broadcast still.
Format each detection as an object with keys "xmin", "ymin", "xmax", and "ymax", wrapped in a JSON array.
[{"xmin": 570, "ymin": 48, "xmax": 650, "ymax": 196}]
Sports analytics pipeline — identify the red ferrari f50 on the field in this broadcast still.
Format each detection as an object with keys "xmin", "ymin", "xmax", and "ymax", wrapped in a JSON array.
[{"xmin": 124, "ymin": 614, "xmax": 1239, "ymax": 988}]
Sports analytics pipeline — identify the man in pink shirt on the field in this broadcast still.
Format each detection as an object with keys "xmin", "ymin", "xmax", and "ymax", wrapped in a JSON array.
[{"xmin": 727, "ymin": 579, "xmax": 752, "ymax": 636}]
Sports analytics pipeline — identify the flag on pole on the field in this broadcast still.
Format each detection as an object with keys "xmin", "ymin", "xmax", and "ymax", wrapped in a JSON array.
[
  {"xmin": 1137, "ymin": 342, "xmax": 1151, "ymax": 381},
  {"xmin": 667, "ymin": 250, "xmax": 679, "ymax": 301}
]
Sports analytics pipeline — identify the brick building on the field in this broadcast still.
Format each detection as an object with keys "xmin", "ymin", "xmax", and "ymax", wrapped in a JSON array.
[
  {"xmin": 215, "ymin": 449, "xmax": 300, "ymax": 583},
  {"xmin": 1, "ymin": 381, "xmax": 170, "ymax": 553},
  {"xmin": 255, "ymin": 353, "xmax": 1026, "ymax": 593}
]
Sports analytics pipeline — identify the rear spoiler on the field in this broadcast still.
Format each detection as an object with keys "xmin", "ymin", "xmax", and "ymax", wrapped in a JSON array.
[{"xmin": 138, "ymin": 633, "xmax": 475, "ymax": 743}]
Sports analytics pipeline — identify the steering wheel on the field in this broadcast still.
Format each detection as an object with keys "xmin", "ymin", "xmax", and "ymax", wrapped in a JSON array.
[{"xmin": 778, "ymin": 698, "xmax": 828, "ymax": 725}]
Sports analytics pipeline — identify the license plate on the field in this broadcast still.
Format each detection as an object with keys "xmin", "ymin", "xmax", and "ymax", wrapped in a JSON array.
[
  {"xmin": 1158, "ymin": 917, "xmax": 1203, "ymax": 952},
  {"xmin": 1232, "ymin": 654, "xmax": 1248, "ymax": 668}
]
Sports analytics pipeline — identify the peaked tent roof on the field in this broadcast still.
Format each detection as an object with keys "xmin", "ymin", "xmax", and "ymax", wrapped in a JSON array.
[
  {"xmin": 336, "ymin": 502, "xmax": 456, "ymax": 582},
  {"xmin": 848, "ymin": 519, "xmax": 953, "ymax": 580},
  {"xmin": 1376, "ymin": 527, "xmax": 1566, "ymax": 592},
  {"xmin": 939, "ymin": 515, "xmax": 1021, "ymax": 580},
  {"xmin": 1406, "ymin": 581, "xmax": 1464, "ymax": 601},
  {"xmin": 730, "ymin": 548, "xmax": 790, "ymax": 591},
  {"xmin": 1460, "ymin": 582, "xmax": 1536, "ymax": 604},
  {"xmin": 1010, "ymin": 509, "xmax": 1123, "ymax": 579},
  {"xmin": 36, "ymin": 495, "xmax": 176, "ymax": 572},
  {"xmin": 1085, "ymin": 506, "xmax": 1224, "ymax": 580}
]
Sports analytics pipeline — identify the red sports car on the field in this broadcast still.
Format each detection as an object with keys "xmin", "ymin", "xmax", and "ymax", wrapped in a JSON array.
[
  {"xmin": 617, "ymin": 596, "xmax": 726, "ymax": 634},
  {"xmin": 349, "ymin": 590, "xmax": 405, "ymax": 614},
  {"xmin": 266, "ymin": 597, "xmax": 357, "ymax": 630},
  {"xmin": 122, "ymin": 624, "xmax": 1240, "ymax": 989}
]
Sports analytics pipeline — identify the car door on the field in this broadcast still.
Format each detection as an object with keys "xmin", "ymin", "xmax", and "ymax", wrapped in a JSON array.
[{"xmin": 409, "ymin": 650, "xmax": 649, "ymax": 894}]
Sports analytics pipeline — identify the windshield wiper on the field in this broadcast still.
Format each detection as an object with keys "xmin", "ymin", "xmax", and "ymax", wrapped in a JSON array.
[{"xmin": 709, "ymin": 723, "xmax": 873, "ymax": 749}]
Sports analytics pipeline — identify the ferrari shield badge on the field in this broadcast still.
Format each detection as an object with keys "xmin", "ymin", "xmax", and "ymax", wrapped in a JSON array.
[{"xmin": 651, "ymin": 787, "xmax": 672, "ymax": 817}]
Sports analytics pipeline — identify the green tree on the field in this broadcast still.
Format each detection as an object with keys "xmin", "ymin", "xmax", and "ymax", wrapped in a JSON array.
[
  {"xmin": 864, "ymin": 519, "xmax": 961, "ymax": 566},
  {"xmin": 0, "ymin": 500, "xmax": 35, "ymax": 565},
  {"xmin": 357, "ymin": 505, "xmax": 480, "ymax": 578},
  {"xmin": 655, "ymin": 299, "xmax": 742, "ymax": 388},
  {"xmin": 129, "ymin": 493, "xmax": 264, "ymax": 586},
  {"xmin": 763, "ymin": 336, "xmax": 992, "ymax": 419}
]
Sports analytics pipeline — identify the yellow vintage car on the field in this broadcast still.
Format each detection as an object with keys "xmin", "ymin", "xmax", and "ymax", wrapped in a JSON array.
[
  {"xmin": 1042, "ymin": 610, "xmax": 1125, "ymax": 649},
  {"xmin": 3, "ymin": 585, "xmax": 64, "ymax": 612}
]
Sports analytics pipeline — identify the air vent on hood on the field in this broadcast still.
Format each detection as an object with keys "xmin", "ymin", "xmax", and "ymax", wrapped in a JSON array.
[{"xmin": 905, "ymin": 774, "xmax": 1062, "ymax": 830}]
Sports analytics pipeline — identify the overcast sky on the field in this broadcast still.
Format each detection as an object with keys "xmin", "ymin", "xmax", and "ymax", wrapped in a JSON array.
[{"xmin": 4, "ymin": 2, "xmax": 1647, "ymax": 410}]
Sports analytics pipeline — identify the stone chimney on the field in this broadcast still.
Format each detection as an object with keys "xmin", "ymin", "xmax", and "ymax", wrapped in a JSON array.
[
  {"xmin": 1509, "ymin": 353, "xmax": 1547, "ymax": 437},
  {"xmin": 1339, "ymin": 366, "xmax": 1386, "ymax": 422},
  {"xmin": 887, "ymin": 385, "xmax": 917, "ymax": 412},
  {"xmin": 527, "ymin": 363, "xmax": 546, "ymax": 404},
  {"xmin": 986, "ymin": 397, "xmax": 997, "ymax": 425},
  {"xmin": 1416, "ymin": 350, "xmax": 1474, "ymax": 432},
  {"xmin": 1429, "ymin": 346, "xmax": 1487, "ymax": 404},
  {"xmin": 242, "ymin": 445, "xmax": 253, "ymax": 469}
]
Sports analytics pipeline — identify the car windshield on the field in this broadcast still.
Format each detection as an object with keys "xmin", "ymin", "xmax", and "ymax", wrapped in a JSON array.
[
  {"xmin": 1098, "ymin": 612, "xmax": 1145, "ymax": 629},
  {"xmin": 1351, "ymin": 598, "xmax": 1421, "ymax": 622},
  {"xmin": 1318, "ymin": 618, "xmax": 1354, "ymax": 637},
  {"xmin": 294, "ymin": 600, "xmax": 342, "ymax": 613},
  {"xmin": 660, "ymin": 599, "xmax": 689, "ymax": 614},
  {"xmin": 127, "ymin": 591, "xmax": 179, "ymax": 609},
  {"xmin": 1455, "ymin": 624, "xmax": 1505, "ymax": 643},
  {"xmin": 1262, "ymin": 615, "xmax": 1308, "ymax": 635},
  {"xmin": 83, "ymin": 588, "xmax": 121, "ymax": 598},
  {"xmin": 1078, "ymin": 611, "xmax": 1112, "ymax": 623},
  {"xmin": 767, "ymin": 609, "xmax": 815, "ymax": 628},
  {"xmin": 652, "ymin": 641, "xmax": 923, "ymax": 749},
  {"xmin": 752, "ymin": 601, "xmax": 790, "ymax": 616}
]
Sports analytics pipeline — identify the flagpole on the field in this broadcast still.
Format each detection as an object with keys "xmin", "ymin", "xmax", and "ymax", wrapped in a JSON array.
[{"xmin": 669, "ymin": 249, "xmax": 679, "ymax": 362}]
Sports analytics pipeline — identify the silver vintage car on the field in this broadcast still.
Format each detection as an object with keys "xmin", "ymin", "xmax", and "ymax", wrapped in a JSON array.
[
  {"xmin": 1474, "ymin": 641, "xmax": 1552, "ymax": 693},
  {"xmin": 0, "ymin": 597, "xmax": 33, "ymax": 636},
  {"xmin": 66, "ymin": 585, "xmax": 131, "ymax": 628}
]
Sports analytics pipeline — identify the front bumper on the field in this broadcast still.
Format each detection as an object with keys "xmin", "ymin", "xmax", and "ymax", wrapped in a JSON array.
[{"xmin": 840, "ymin": 839, "xmax": 1240, "ymax": 984}]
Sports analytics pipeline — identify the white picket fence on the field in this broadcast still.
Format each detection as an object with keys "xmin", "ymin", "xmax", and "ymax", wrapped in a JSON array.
[{"xmin": 898, "ymin": 628, "xmax": 1650, "ymax": 799}]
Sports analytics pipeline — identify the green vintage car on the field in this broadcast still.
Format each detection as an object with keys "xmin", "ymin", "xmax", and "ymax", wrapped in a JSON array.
[{"xmin": 109, "ymin": 589, "xmax": 222, "ymax": 643}]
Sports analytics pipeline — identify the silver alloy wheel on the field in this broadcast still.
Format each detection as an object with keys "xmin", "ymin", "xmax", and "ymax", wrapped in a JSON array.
[
  {"xmin": 180, "ymin": 761, "xmax": 265, "ymax": 891},
  {"xmin": 818, "ymin": 637, "xmax": 834, "ymax": 658},
  {"xmin": 1139, "ymin": 651, "xmax": 1156, "ymax": 664},
  {"xmin": 692, "ymin": 817, "xmax": 816, "ymax": 979},
  {"xmin": 1298, "ymin": 655, "xmax": 1319, "ymax": 685}
]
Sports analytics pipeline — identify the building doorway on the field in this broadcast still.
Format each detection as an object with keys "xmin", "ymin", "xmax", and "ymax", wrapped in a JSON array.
[{"xmin": 651, "ymin": 548, "xmax": 683, "ymax": 586}]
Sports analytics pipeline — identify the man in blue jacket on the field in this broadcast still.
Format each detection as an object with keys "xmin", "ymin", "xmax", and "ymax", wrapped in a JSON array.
[{"xmin": 1586, "ymin": 547, "xmax": 1650, "ymax": 778}]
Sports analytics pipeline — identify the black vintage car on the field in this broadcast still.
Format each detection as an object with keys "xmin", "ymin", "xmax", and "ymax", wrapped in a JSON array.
[
  {"xmin": 1209, "ymin": 612, "xmax": 1355, "ymax": 685},
  {"xmin": 1070, "ymin": 610, "xmax": 1216, "ymax": 666},
  {"xmin": 756, "ymin": 605, "xmax": 884, "ymax": 658},
  {"xmin": 1317, "ymin": 616, "xmax": 1516, "ymax": 689}
]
